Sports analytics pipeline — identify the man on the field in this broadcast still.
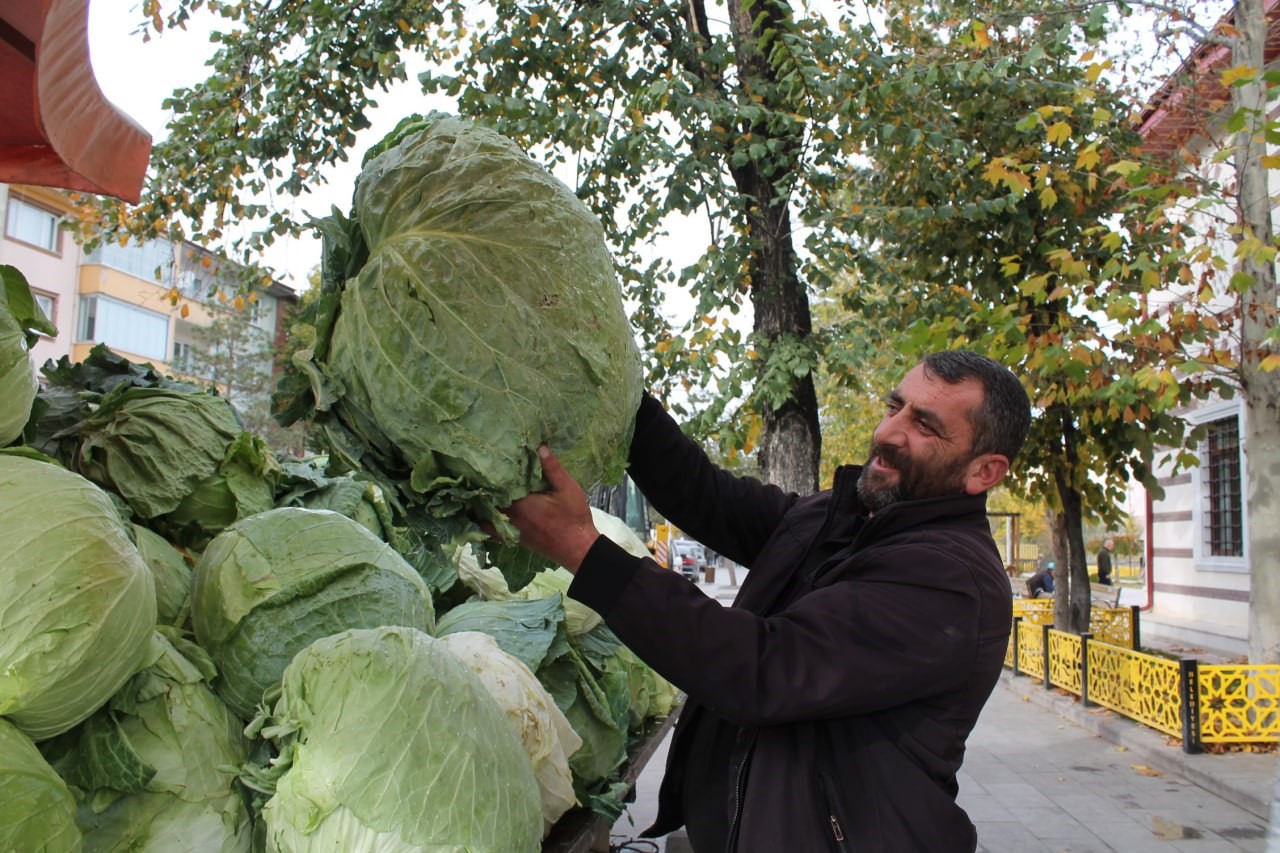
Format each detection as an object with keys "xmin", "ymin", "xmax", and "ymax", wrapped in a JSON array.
[
  {"xmin": 504, "ymin": 350, "xmax": 1031, "ymax": 852},
  {"xmin": 1096, "ymin": 538, "xmax": 1114, "ymax": 586}
]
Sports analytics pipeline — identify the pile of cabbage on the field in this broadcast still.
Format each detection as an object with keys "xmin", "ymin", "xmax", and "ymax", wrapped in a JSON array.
[{"xmin": 0, "ymin": 116, "xmax": 671, "ymax": 853}]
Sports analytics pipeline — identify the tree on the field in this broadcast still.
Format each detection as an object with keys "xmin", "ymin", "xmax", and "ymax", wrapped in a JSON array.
[
  {"xmin": 184, "ymin": 301, "xmax": 308, "ymax": 454},
  {"xmin": 816, "ymin": 0, "xmax": 1225, "ymax": 632}
]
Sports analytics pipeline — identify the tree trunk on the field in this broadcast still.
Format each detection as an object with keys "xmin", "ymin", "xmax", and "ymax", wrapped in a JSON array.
[
  {"xmin": 1234, "ymin": 0, "xmax": 1280, "ymax": 664},
  {"xmin": 1049, "ymin": 403, "xmax": 1091, "ymax": 634},
  {"xmin": 725, "ymin": 0, "xmax": 820, "ymax": 495}
]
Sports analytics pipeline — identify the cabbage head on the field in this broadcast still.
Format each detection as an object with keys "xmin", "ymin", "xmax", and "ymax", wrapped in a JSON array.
[
  {"xmin": 274, "ymin": 113, "xmax": 642, "ymax": 540},
  {"xmin": 0, "ymin": 718, "xmax": 80, "ymax": 852},
  {"xmin": 74, "ymin": 387, "xmax": 278, "ymax": 547},
  {"xmin": 439, "ymin": 631, "xmax": 582, "ymax": 834},
  {"xmin": 250, "ymin": 626, "xmax": 542, "ymax": 852},
  {"xmin": 191, "ymin": 507, "xmax": 436, "ymax": 719},
  {"xmin": 0, "ymin": 454, "xmax": 156, "ymax": 740},
  {"xmin": 0, "ymin": 264, "xmax": 56, "ymax": 446},
  {"xmin": 44, "ymin": 629, "xmax": 251, "ymax": 852}
]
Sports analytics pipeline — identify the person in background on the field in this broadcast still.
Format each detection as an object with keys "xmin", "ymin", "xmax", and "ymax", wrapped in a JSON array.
[
  {"xmin": 498, "ymin": 350, "xmax": 1031, "ymax": 852},
  {"xmin": 1096, "ymin": 537, "xmax": 1114, "ymax": 586},
  {"xmin": 1027, "ymin": 561, "xmax": 1055, "ymax": 597}
]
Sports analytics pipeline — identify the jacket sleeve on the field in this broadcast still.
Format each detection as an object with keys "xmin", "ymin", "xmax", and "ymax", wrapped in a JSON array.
[
  {"xmin": 627, "ymin": 393, "xmax": 793, "ymax": 567},
  {"xmin": 570, "ymin": 534, "xmax": 998, "ymax": 727}
]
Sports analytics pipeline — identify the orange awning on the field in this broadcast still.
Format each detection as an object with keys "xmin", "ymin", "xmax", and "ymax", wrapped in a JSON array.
[{"xmin": 0, "ymin": 0, "xmax": 151, "ymax": 202}]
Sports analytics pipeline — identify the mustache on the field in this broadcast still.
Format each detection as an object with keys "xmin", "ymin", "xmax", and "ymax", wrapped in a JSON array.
[{"xmin": 869, "ymin": 444, "xmax": 906, "ymax": 469}]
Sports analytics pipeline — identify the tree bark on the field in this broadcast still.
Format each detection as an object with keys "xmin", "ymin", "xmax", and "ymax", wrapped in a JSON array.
[
  {"xmin": 1233, "ymin": 0, "xmax": 1280, "ymax": 664},
  {"xmin": 724, "ymin": 0, "xmax": 820, "ymax": 494}
]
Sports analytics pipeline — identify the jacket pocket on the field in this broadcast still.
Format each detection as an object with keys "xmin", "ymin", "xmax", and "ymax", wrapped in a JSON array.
[{"xmin": 816, "ymin": 771, "xmax": 855, "ymax": 853}]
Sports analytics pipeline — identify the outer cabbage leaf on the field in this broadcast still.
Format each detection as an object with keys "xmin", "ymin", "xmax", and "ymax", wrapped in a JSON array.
[
  {"xmin": 0, "ymin": 454, "xmax": 156, "ymax": 740},
  {"xmin": 439, "ymin": 631, "xmax": 582, "ymax": 835},
  {"xmin": 251, "ymin": 627, "xmax": 542, "ymax": 853},
  {"xmin": 274, "ymin": 113, "xmax": 642, "ymax": 541},
  {"xmin": 0, "ymin": 718, "xmax": 80, "ymax": 852},
  {"xmin": 191, "ymin": 507, "xmax": 436, "ymax": 719}
]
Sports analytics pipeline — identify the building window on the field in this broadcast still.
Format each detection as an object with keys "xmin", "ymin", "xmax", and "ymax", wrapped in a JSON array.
[
  {"xmin": 33, "ymin": 292, "xmax": 56, "ymax": 331},
  {"xmin": 77, "ymin": 295, "xmax": 170, "ymax": 362},
  {"xmin": 1203, "ymin": 415, "xmax": 1243, "ymax": 558},
  {"xmin": 5, "ymin": 196, "xmax": 61, "ymax": 253}
]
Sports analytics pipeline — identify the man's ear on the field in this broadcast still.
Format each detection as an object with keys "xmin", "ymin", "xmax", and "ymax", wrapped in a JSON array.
[{"xmin": 963, "ymin": 453, "xmax": 1010, "ymax": 495}]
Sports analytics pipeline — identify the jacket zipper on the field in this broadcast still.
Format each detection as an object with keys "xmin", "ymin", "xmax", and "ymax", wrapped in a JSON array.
[
  {"xmin": 723, "ymin": 734, "xmax": 753, "ymax": 852},
  {"xmin": 817, "ymin": 772, "xmax": 854, "ymax": 852}
]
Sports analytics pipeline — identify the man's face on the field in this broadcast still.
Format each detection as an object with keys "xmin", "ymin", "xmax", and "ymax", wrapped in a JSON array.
[{"xmin": 856, "ymin": 364, "xmax": 986, "ymax": 512}]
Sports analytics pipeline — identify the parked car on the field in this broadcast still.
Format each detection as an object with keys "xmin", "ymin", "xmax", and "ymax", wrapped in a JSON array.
[{"xmin": 670, "ymin": 539, "xmax": 706, "ymax": 580}]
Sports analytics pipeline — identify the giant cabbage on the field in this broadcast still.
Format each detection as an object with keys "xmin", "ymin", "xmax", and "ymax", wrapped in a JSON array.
[
  {"xmin": 0, "ymin": 718, "xmax": 80, "ymax": 852},
  {"xmin": 43, "ymin": 629, "xmax": 252, "ymax": 852},
  {"xmin": 0, "ymin": 264, "xmax": 56, "ymax": 446},
  {"xmin": 191, "ymin": 507, "xmax": 437, "ymax": 719},
  {"xmin": 0, "ymin": 453, "xmax": 156, "ymax": 740},
  {"xmin": 248, "ymin": 626, "xmax": 542, "ymax": 852},
  {"xmin": 273, "ymin": 113, "xmax": 643, "ymax": 540}
]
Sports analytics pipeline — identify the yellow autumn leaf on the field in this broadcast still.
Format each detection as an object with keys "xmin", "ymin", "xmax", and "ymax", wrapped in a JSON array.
[
  {"xmin": 1131, "ymin": 764, "xmax": 1163, "ymax": 777},
  {"xmin": 1039, "ymin": 186, "xmax": 1059, "ymax": 208},
  {"xmin": 233, "ymin": 296, "xmax": 246, "ymax": 311},
  {"xmin": 180, "ymin": 304, "xmax": 190, "ymax": 319},
  {"xmin": 1261, "ymin": 154, "xmax": 1280, "ymax": 169},
  {"xmin": 1261, "ymin": 352, "xmax": 1280, "ymax": 371},
  {"xmin": 1221, "ymin": 64, "xmax": 1257, "ymax": 87},
  {"xmin": 1075, "ymin": 146, "xmax": 1101, "ymax": 171},
  {"xmin": 972, "ymin": 21, "xmax": 992, "ymax": 50}
]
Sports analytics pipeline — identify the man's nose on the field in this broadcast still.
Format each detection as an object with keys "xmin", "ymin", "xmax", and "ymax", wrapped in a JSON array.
[{"xmin": 873, "ymin": 412, "xmax": 907, "ymax": 446}]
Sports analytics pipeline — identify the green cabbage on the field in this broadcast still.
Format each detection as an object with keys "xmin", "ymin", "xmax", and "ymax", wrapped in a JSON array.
[
  {"xmin": 191, "ymin": 507, "xmax": 436, "ymax": 719},
  {"xmin": 439, "ymin": 631, "xmax": 582, "ymax": 835},
  {"xmin": 274, "ymin": 113, "xmax": 643, "ymax": 540},
  {"xmin": 72, "ymin": 386, "xmax": 279, "ymax": 547},
  {"xmin": 0, "ymin": 264, "xmax": 55, "ymax": 447},
  {"xmin": 249, "ymin": 626, "xmax": 542, "ymax": 852},
  {"xmin": 43, "ymin": 629, "xmax": 252, "ymax": 852},
  {"xmin": 0, "ymin": 718, "xmax": 80, "ymax": 852},
  {"xmin": 0, "ymin": 454, "xmax": 156, "ymax": 740}
]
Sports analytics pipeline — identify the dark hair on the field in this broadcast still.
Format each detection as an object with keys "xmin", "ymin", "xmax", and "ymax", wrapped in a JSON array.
[{"xmin": 921, "ymin": 350, "xmax": 1031, "ymax": 462}]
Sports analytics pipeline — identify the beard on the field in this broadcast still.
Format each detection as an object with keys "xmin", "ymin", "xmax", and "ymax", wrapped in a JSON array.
[{"xmin": 856, "ymin": 443, "xmax": 970, "ymax": 512}]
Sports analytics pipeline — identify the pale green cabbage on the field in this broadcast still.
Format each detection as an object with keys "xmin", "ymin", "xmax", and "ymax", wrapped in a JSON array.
[
  {"xmin": 0, "ymin": 718, "xmax": 80, "ymax": 852},
  {"xmin": 45, "ymin": 629, "xmax": 251, "ymax": 852},
  {"xmin": 191, "ymin": 507, "xmax": 436, "ymax": 719},
  {"xmin": 274, "ymin": 113, "xmax": 642, "ymax": 540},
  {"xmin": 0, "ymin": 454, "xmax": 156, "ymax": 740},
  {"xmin": 439, "ymin": 631, "xmax": 582, "ymax": 835},
  {"xmin": 250, "ymin": 627, "xmax": 542, "ymax": 852}
]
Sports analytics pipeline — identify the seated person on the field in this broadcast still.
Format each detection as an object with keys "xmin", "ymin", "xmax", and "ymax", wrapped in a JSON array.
[{"xmin": 1026, "ymin": 562, "xmax": 1055, "ymax": 597}]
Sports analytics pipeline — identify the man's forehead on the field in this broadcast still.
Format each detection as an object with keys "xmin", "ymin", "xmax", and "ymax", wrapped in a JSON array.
[{"xmin": 893, "ymin": 365, "xmax": 983, "ymax": 429}]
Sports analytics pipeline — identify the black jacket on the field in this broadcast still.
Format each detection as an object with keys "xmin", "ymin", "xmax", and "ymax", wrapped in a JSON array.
[{"xmin": 569, "ymin": 395, "xmax": 1012, "ymax": 852}]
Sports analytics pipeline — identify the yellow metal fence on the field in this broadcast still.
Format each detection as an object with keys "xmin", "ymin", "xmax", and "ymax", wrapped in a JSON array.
[{"xmin": 1007, "ymin": 605, "xmax": 1280, "ymax": 752}]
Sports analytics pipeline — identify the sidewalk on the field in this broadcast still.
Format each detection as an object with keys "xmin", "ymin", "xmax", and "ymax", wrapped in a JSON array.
[{"xmin": 608, "ymin": 568, "xmax": 1278, "ymax": 852}]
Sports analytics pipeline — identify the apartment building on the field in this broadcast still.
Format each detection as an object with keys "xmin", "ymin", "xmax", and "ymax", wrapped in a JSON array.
[{"xmin": 1, "ymin": 182, "xmax": 297, "ymax": 402}]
